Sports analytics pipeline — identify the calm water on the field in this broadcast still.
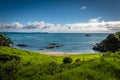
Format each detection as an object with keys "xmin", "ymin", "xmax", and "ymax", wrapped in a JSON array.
[{"xmin": 6, "ymin": 33, "xmax": 109, "ymax": 53}]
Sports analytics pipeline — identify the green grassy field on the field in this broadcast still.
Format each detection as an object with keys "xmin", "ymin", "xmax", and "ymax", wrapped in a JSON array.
[
  {"xmin": 0, "ymin": 47, "xmax": 101, "ymax": 64},
  {"xmin": 0, "ymin": 47, "xmax": 120, "ymax": 80}
]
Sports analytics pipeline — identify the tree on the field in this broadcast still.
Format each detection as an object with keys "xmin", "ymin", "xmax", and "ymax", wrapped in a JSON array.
[{"xmin": 0, "ymin": 33, "xmax": 13, "ymax": 47}]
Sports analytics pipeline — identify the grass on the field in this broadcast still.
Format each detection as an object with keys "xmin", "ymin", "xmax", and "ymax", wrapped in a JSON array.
[
  {"xmin": 0, "ymin": 47, "xmax": 100, "ymax": 64},
  {"xmin": 0, "ymin": 47, "xmax": 120, "ymax": 80}
]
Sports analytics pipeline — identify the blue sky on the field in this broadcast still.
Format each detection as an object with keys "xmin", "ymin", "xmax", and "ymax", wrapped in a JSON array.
[{"xmin": 0, "ymin": 0, "xmax": 120, "ymax": 32}]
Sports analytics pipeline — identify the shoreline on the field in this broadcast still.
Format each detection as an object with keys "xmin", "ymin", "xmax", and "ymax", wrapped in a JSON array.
[
  {"xmin": 41, "ymin": 52, "xmax": 75, "ymax": 56},
  {"xmin": 13, "ymin": 47, "xmax": 99, "ymax": 56},
  {"xmin": 38, "ymin": 51, "xmax": 98, "ymax": 56}
]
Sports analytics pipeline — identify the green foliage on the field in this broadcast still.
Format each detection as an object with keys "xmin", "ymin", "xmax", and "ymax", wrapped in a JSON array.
[
  {"xmin": 0, "ymin": 61, "xmax": 20, "ymax": 80},
  {"xmin": 93, "ymin": 32, "xmax": 120, "ymax": 52},
  {"xmin": 1, "ymin": 47, "xmax": 120, "ymax": 80},
  {"xmin": 45, "ymin": 61, "xmax": 59, "ymax": 75},
  {"xmin": 0, "ymin": 54, "xmax": 20, "ymax": 63},
  {"xmin": 0, "ymin": 54, "xmax": 20, "ymax": 80},
  {"xmin": 63, "ymin": 57, "xmax": 73, "ymax": 64},
  {"xmin": 75, "ymin": 58, "xmax": 81, "ymax": 62},
  {"xmin": 0, "ymin": 33, "xmax": 13, "ymax": 47},
  {"xmin": 115, "ymin": 32, "xmax": 120, "ymax": 40}
]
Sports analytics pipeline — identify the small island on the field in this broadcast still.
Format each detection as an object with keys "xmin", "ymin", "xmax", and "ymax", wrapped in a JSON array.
[
  {"xmin": 16, "ymin": 44, "xmax": 28, "ymax": 47},
  {"xmin": 85, "ymin": 34, "xmax": 90, "ymax": 36}
]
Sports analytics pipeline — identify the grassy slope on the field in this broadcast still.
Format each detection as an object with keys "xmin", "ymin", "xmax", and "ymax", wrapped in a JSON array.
[
  {"xmin": 0, "ymin": 47, "xmax": 100, "ymax": 64},
  {"xmin": 0, "ymin": 47, "xmax": 120, "ymax": 80}
]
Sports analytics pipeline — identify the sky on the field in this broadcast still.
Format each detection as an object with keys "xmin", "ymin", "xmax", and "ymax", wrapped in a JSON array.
[{"xmin": 0, "ymin": 0, "xmax": 120, "ymax": 33}]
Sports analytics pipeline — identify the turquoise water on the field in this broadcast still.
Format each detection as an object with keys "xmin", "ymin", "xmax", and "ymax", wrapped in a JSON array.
[{"xmin": 6, "ymin": 33, "xmax": 108, "ymax": 53}]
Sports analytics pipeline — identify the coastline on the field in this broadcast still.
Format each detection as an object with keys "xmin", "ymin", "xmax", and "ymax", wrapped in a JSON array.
[
  {"xmin": 12, "ymin": 47, "xmax": 99, "ymax": 56},
  {"xmin": 6, "ymin": 33, "xmax": 108, "ymax": 54},
  {"xmin": 38, "ymin": 51, "xmax": 98, "ymax": 56},
  {"xmin": 40, "ymin": 52, "xmax": 75, "ymax": 56}
]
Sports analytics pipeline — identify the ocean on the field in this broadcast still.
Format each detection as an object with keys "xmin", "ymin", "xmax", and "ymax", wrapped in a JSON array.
[{"xmin": 6, "ymin": 33, "xmax": 109, "ymax": 53}]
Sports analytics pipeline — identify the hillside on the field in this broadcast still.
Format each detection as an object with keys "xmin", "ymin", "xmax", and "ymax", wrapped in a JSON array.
[
  {"xmin": 0, "ymin": 47, "xmax": 120, "ymax": 80},
  {"xmin": 93, "ymin": 32, "xmax": 120, "ymax": 52}
]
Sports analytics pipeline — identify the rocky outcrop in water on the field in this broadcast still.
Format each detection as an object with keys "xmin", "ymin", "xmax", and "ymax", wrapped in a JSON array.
[
  {"xmin": 16, "ymin": 44, "xmax": 28, "ymax": 47},
  {"xmin": 46, "ymin": 43, "xmax": 60, "ymax": 49},
  {"xmin": 85, "ymin": 34, "xmax": 90, "ymax": 36}
]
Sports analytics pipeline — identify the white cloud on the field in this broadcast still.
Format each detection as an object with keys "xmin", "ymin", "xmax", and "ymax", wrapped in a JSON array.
[
  {"xmin": 0, "ymin": 22, "xmax": 23, "ymax": 29},
  {"xmin": 0, "ymin": 18, "xmax": 120, "ymax": 33},
  {"xmin": 89, "ymin": 17, "xmax": 102, "ymax": 23},
  {"xmin": 81, "ymin": 6, "xmax": 87, "ymax": 10},
  {"xmin": 23, "ymin": 21, "xmax": 54, "ymax": 29}
]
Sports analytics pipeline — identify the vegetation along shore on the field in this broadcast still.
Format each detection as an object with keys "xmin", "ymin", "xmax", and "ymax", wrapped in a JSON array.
[{"xmin": 0, "ymin": 32, "xmax": 120, "ymax": 80}]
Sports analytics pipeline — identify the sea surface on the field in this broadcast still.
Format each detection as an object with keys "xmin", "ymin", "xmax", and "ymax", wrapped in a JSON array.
[{"xmin": 6, "ymin": 33, "xmax": 109, "ymax": 53}]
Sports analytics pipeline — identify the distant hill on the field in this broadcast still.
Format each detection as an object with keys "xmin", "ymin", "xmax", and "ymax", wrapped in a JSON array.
[{"xmin": 0, "ymin": 32, "xmax": 49, "ymax": 34}]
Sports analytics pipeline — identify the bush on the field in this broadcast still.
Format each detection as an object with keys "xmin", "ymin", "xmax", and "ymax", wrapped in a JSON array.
[
  {"xmin": 46, "ymin": 61, "xmax": 59, "ymax": 75},
  {"xmin": 0, "ymin": 60, "xmax": 20, "ymax": 80},
  {"xmin": 0, "ymin": 54, "xmax": 20, "ymax": 63},
  {"xmin": 0, "ymin": 33, "xmax": 13, "ymax": 47},
  {"xmin": 0, "ymin": 53, "xmax": 20, "ymax": 80},
  {"xmin": 75, "ymin": 58, "xmax": 81, "ymax": 62},
  {"xmin": 0, "ymin": 54, "xmax": 20, "ymax": 80},
  {"xmin": 63, "ymin": 57, "xmax": 72, "ymax": 64}
]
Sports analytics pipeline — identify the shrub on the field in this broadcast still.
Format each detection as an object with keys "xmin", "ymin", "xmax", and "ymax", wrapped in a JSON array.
[
  {"xmin": 75, "ymin": 58, "xmax": 81, "ymax": 62},
  {"xmin": 0, "ymin": 33, "xmax": 13, "ymax": 47},
  {"xmin": 0, "ymin": 60, "xmax": 20, "ymax": 80},
  {"xmin": 0, "ymin": 54, "xmax": 20, "ymax": 80},
  {"xmin": 0, "ymin": 54, "xmax": 20, "ymax": 63},
  {"xmin": 63, "ymin": 57, "xmax": 72, "ymax": 64},
  {"xmin": 48, "ymin": 61, "xmax": 58, "ymax": 75}
]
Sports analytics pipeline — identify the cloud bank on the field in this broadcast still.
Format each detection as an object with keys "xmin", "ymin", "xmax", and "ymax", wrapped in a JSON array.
[{"xmin": 0, "ymin": 17, "xmax": 120, "ymax": 33}]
